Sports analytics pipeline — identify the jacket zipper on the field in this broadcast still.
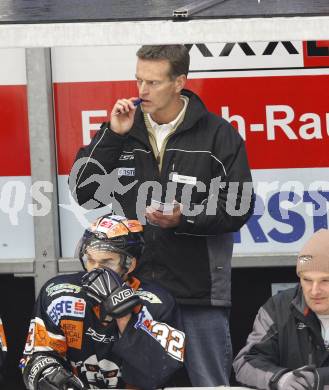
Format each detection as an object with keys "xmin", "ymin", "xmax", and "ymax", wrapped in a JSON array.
[{"xmin": 308, "ymin": 335, "xmax": 313, "ymax": 365}]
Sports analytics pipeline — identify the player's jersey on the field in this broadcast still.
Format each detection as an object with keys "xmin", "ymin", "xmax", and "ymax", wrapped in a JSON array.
[
  {"xmin": 0, "ymin": 316, "xmax": 7, "ymax": 376},
  {"xmin": 21, "ymin": 272, "xmax": 185, "ymax": 389}
]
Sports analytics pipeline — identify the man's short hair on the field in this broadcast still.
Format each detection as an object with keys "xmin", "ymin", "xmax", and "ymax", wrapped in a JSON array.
[{"xmin": 136, "ymin": 45, "xmax": 190, "ymax": 78}]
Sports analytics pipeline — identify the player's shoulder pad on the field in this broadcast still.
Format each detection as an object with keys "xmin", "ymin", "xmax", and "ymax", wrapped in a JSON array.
[
  {"xmin": 40, "ymin": 272, "xmax": 85, "ymax": 300},
  {"xmin": 135, "ymin": 280, "xmax": 175, "ymax": 307}
]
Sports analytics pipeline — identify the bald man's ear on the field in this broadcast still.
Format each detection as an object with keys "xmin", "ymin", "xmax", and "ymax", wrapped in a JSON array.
[
  {"xmin": 175, "ymin": 74, "xmax": 187, "ymax": 93},
  {"xmin": 127, "ymin": 258, "xmax": 137, "ymax": 274}
]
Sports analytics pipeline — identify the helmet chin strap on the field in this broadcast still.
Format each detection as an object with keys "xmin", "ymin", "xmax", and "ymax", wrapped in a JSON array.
[
  {"xmin": 119, "ymin": 253, "xmax": 133, "ymax": 275},
  {"xmin": 119, "ymin": 270, "xmax": 129, "ymax": 281},
  {"xmin": 79, "ymin": 256, "xmax": 87, "ymax": 272}
]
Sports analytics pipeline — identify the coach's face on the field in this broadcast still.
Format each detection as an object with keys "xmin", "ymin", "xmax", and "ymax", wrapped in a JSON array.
[
  {"xmin": 136, "ymin": 58, "xmax": 186, "ymax": 122},
  {"xmin": 300, "ymin": 270, "xmax": 329, "ymax": 315}
]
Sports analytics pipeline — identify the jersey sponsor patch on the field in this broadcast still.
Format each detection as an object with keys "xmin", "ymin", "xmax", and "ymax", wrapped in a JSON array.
[
  {"xmin": 85, "ymin": 327, "xmax": 115, "ymax": 343},
  {"xmin": 135, "ymin": 290, "xmax": 162, "ymax": 304},
  {"xmin": 46, "ymin": 282, "xmax": 81, "ymax": 297},
  {"xmin": 134, "ymin": 306, "xmax": 154, "ymax": 330},
  {"xmin": 61, "ymin": 319, "xmax": 83, "ymax": 350},
  {"xmin": 47, "ymin": 296, "xmax": 86, "ymax": 325}
]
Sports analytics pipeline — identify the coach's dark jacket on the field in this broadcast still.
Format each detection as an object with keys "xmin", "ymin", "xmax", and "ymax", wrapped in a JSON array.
[
  {"xmin": 234, "ymin": 286, "xmax": 329, "ymax": 389},
  {"xmin": 70, "ymin": 89, "xmax": 254, "ymax": 306}
]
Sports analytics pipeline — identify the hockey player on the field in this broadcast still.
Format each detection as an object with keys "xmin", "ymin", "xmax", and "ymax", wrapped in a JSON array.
[{"xmin": 21, "ymin": 214, "xmax": 185, "ymax": 389}]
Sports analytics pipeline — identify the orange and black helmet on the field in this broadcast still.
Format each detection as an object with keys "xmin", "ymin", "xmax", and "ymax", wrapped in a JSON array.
[{"xmin": 75, "ymin": 214, "xmax": 144, "ymax": 271}]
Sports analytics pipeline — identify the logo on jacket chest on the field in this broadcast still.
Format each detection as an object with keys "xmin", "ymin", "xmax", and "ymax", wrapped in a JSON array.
[
  {"xmin": 119, "ymin": 153, "xmax": 134, "ymax": 161},
  {"xmin": 118, "ymin": 168, "xmax": 135, "ymax": 177},
  {"xmin": 296, "ymin": 321, "xmax": 308, "ymax": 330}
]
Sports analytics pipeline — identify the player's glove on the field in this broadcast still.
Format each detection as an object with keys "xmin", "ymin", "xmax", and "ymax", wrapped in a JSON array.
[
  {"xmin": 38, "ymin": 365, "xmax": 85, "ymax": 390},
  {"xmin": 23, "ymin": 354, "xmax": 85, "ymax": 390},
  {"xmin": 81, "ymin": 268, "xmax": 141, "ymax": 319}
]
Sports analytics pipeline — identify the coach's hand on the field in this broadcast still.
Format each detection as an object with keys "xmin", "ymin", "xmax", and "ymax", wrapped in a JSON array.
[
  {"xmin": 146, "ymin": 202, "xmax": 182, "ymax": 228},
  {"xmin": 110, "ymin": 97, "xmax": 139, "ymax": 135},
  {"xmin": 277, "ymin": 366, "xmax": 316, "ymax": 390}
]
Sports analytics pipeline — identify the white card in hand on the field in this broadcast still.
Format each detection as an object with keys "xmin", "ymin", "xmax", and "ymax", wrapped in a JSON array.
[{"xmin": 150, "ymin": 199, "xmax": 176, "ymax": 213}]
